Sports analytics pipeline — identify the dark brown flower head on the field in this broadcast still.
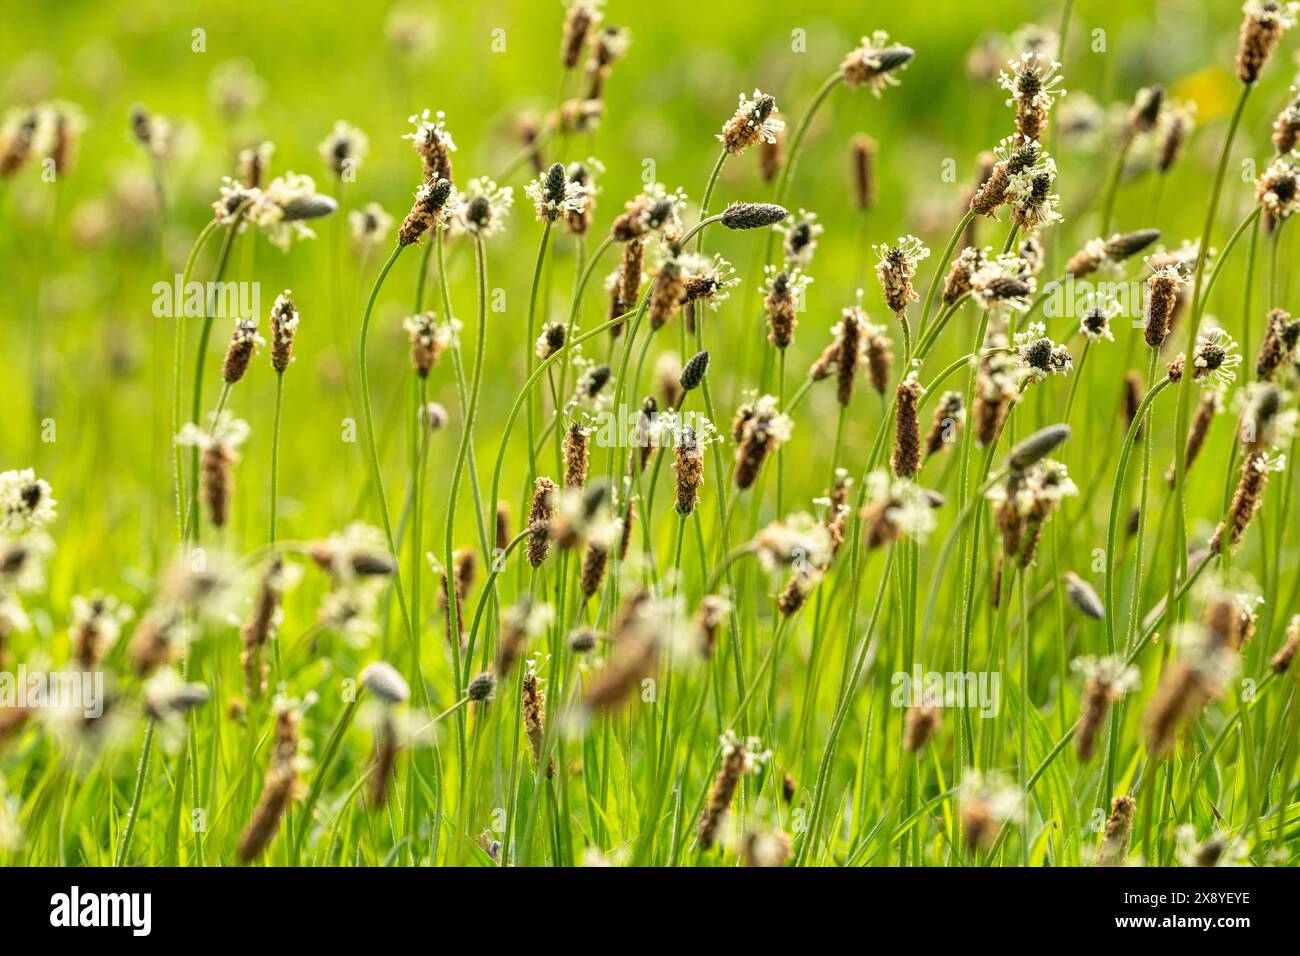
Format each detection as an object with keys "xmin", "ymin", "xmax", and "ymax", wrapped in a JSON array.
[
  {"xmin": 1237, "ymin": 381, "xmax": 1288, "ymax": 451},
  {"xmin": 673, "ymin": 425, "xmax": 705, "ymax": 515},
  {"xmin": 526, "ymin": 477, "xmax": 558, "ymax": 567},
  {"xmin": 925, "ymin": 391, "xmax": 964, "ymax": 458},
  {"xmin": 970, "ymin": 138, "xmax": 1041, "ymax": 218},
  {"xmin": 536, "ymin": 320, "xmax": 567, "ymax": 361},
  {"xmin": 1167, "ymin": 390, "xmax": 1221, "ymax": 485},
  {"xmin": 268, "ymin": 291, "xmax": 299, "ymax": 373},
  {"xmin": 718, "ymin": 89, "xmax": 783, "ymax": 156},
  {"xmin": 758, "ymin": 113, "xmax": 784, "ymax": 183},
  {"xmin": 1009, "ymin": 167, "xmax": 1061, "ymax": 232},
  {"xmin": 778, "ymin": 210, "xmax": 823, "ymax": 267},
  {"xmin": 648, "ymin": 253, "xmax": 685, "ymax": 330},
  {"xmin": 1156, "ymin": 103, "xmax": 1194, "ymax": 173},
  {"xmin": 179, "ymin": 414, "xmax": 249, "ymax": 530},
  {"xmin": 405, "ymin": 109, "xmax": 455, "ymax": 183},
  {"xmin": 903, "ymin": 706, "xmax": 942, "ymax": 752},
  {"xmin": 45, "ymin": 102, "xmax": 83, "ymax": 175},
  {"xmin": 1094, "ymin": 796, "xmax": 1136, "ymax": 866},
  {"xmin": 405, "ymin": 310, "xmax": 448, "ymax": 377},
  {"xmin": 0, "ymin": 108, "xmax": 40, "ymax": 177},
  {"xmin": 1257, "ymin": 155, "xmax": 1300, "ymax": 224},
  {"xmin": 575, "ymin": 363, "xmax": 613, "ymax": 404},
  {"xmin": 763, "ymin": 267, "xmax": 808, "ymax": 349},
  {"xmin": 1210, "ymin": 451, "xmax": 1284, "ymax": 556},
  {"xmin": 943, "ymin": 247, "xmax": 986, "ymax": 304},
  {"xmin": 1079, "ymin": 296, "xmax": 1118, "ymax": 342},
  {"xmin": 467, "ymin": 672, "xmax": 497, "ymax": 702},
  {"xmin": 399, "ymin": 177, "xmax": 454, "ymax": 247},
  {"xmin": 892, "ymin": 373, "xmax": 925, "ymax": 478},
  {"xmin": 610, "ymin": 187, "xmax": 684, "ymax": 242},
  {"xmin": 237, "ymin": 704, "xmax": 302, "ymax": 860},
  {"xmin": 1143, "ymin": 266, "xmax": 1184, "ymax": 348},
  {"xmin": 852, "ymin": 134, "xmax": 877, "ymax": 210},
  {"xmin": 698, "ymin": 731, "xmax": 767, "ymax": 850},
  {"xmin": 1128, "ymin": 86, "xmax": 1164, "ymax": 133},
  {"xmin": 1014, "ymin": 326, "xmax": 1073, "ymax": 381},
  {"xmin": 561, "ymin": 0, "xmax": 602, "ymax": 69},
  {"xmin": 1236, "ymin": 1, "xmax": 1296, "ymax": 85},
  {"xmin": 563, "ymin": 422, "xmax": 590, "ymax": 488},
  {"xmin": 129, "ymin": 104, "xmax": 153, "ymax": 149},
  {"xmin": 590, "ymin": 23, "xmax": 629, "ymax": 72},
  {"xmin": 680, "ymin": 253, "xmax": 737, "ymax": 311},
  {"xmin": 495, "ymin": 502, "xmax": 511, "ymax": 554},
  {"xmin": 309, "ymin": 523, "xmax": 396, "ymax": 579},
  {"xmin": 635, "ymin": 396, "xmax": 658, "ymax": 472},
  {"xmin": 523, "ymin": 669, "xmax": 555, "ymax": 778},
  {"xmin": 874, "ymin": 236, "xmax": 929, "ymax": 315},
  {"xmin": 1000, "ymin": 53, "xmax": 1066, "ymax": 142},
  {"xmin": 612, "ymin": 236, "xmax": 644, "ymax": 323},
  {"xmin": 694, "ymin": 594, "xmax": 729, "ymax": 657},
  {"xmin": 841, "ymin": 33, "xmax": 914, "ymax": 93},
  {"xmin": 1273, "ymin": 94, "xmax": 1300, "ymax": 153},
  {"xmin": 222, "ymin": 318, "xmax": 264, "ymax": 384},
  {"xmin": 1272, "ymin": 615, "xmax": 1300, "ymax": 673},
  {"xmin": 1202, "ymin": 587, "xmax": 1259, "ymax": 652},
  {"xmin": 1256, "ymin": 308, "xmax": 1300, "ymax": 380},
  {"xmin": 579, "ymin": 535, "xmax": 610, "ymax": 599},
  {"xmin": 569, "ymin": 626, "xmax": 601, "ymax": 654},
  {"xmin": 1064, "ymin": 572, "xmax": 1104, "ymax": 620},
  {"xmin": 565, "ymin": 161, "xmax": 595, "ymax": 234},
  {"xmin": 733, "ymin": 396, "xmax": 793, "ymax": 490},
  {"xmin": 972, "ymin": 343, "xmax": 1018, "ymax": 446}
]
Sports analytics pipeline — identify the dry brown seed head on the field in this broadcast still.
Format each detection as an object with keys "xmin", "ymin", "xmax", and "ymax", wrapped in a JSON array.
[
  {"xmin": 1236, "ymin": 1, "xmax": 1295, "ymax": 85},
  {"xmin": 1093, "ymin": 796, "xmax": 1136, "ymax": 867},
  {"xmin": 903, "ymin": 705, "xmax": 942, "ymax": 752},
  {"xmin": 851, "ymin": 134, "xmax": 877, "ymax": 210},
  {"xmin": 891, "ymin": 375, "xmax": 924, "ymax": 478},
  {"xmin": 526, "ymin": 477, "xmax": 557, "ymax": 567}
]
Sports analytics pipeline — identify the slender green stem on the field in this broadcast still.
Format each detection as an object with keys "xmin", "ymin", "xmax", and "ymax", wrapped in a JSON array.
[
  {"xmin": 696, "ymin": 148, "xmax": 728, "ymax": 253},
  {"xmin": 270, "ymin": 373, "xmax": 285, "ymax": 544},
  {"xmin": 183, "ymin": 211, "xmax": 247, "ymax": 542},
  {"xmin": 357, "ymin": 244, "xmax": 422, "ymax": 702},
  {"xmin": 1167, "ymin": 83, "xmax": 1252, "ymax": 628},
  {"xmin": 115, "ymin": 719, "xmax": 155, "ymax": 867},
  {"xmin": 918, "ymin": 211, "xmax": 975, "ymax": 335},
  {"xmin": 173, "ymin": 218, "xmax": 220, "ymax": 540}
]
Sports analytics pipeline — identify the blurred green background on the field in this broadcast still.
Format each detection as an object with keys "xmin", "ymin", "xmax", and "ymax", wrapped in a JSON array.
[{"xmin": 0, "ymin": 0, "xmax": 1295, "ymax": 611}]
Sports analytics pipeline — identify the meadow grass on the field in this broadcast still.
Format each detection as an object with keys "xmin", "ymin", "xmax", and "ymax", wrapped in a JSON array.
[{"xmin": 1, "ymin": 0, "xmax": 1299, "ymax": 868}]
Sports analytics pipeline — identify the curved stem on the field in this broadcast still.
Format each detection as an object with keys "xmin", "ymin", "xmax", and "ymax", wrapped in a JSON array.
[
  {"xmin": 183, "ymin": 212, "xmax": 246, "ymax": 542},
  {"xmin": 357, "ymin": 244, "xmax": 421, "ymax": 700},
  {"xmin": 1104, "ymin": 375, "xmax": 1173, "ymax": 656},
  {"xmin": 444, "ymin": 236, "xmax": 490, "ymax": 810},
  {"xmin": 173, "ymin": 218, "xmax": 221, "ymax": 540},
  {"xmin": 115, "ymin": 719, "xmax": 155, "ymax": 866},
  {"xmin": 270, "ymin": 372, "xmax": 285, "ymax": 544},
  {"xmin": 696, "ymin": 148, "xmax": 729, "ymax": 253},
  {"xmin": 773, "ymin": 71, "xmax": 844, "ymax": 206},
  {"xmin": 1167, "ymin": 83, "xmax": 1252, "ymax": 626},
  {"xmin": 1099, "ymin": 128, "xmax": 1136, "ymax": 236},
  {"xmin": 918, "ymin": 211, "xmax": 975, "ymax": 335},
  {"xmin": 291, "ymin": 695, "xmax": 361, "ymax": 865},
  {"xmin": 524, "ymin": 222, "xmax": 554, "ymax": 489}
]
